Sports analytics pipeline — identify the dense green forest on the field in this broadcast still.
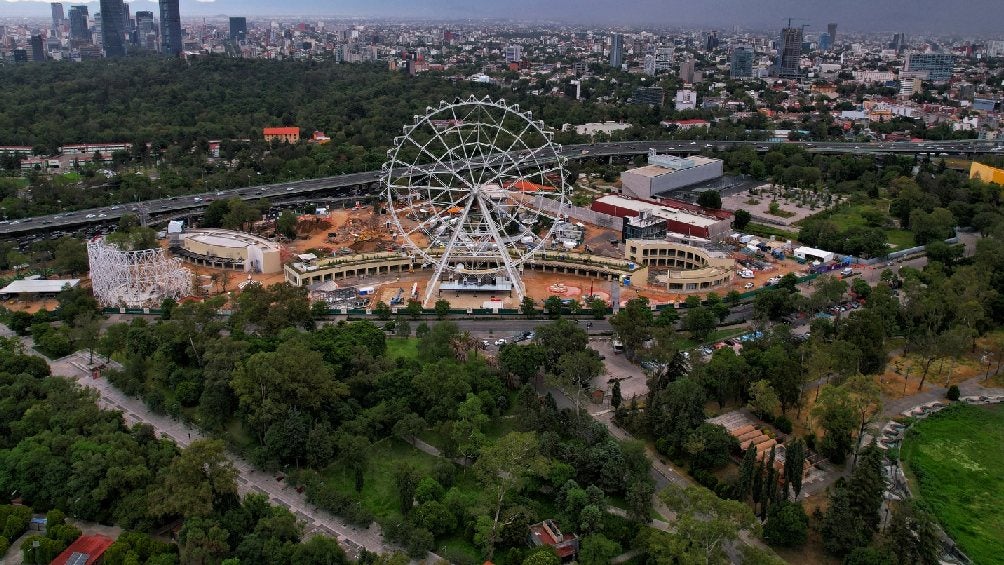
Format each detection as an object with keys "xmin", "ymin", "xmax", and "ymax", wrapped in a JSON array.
[{"xmin": 0, "ymin": 336, "xmax": 351, "ymax": 564}]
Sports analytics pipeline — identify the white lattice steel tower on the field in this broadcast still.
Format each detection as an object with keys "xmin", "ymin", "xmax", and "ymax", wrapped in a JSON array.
[
  {"xmin": 383, "ymin": 96, "xmax": 569, "ymax": 306},
  {"xmin": 87, "ymin": 238, "xmax": 192, "ymax": 308}
]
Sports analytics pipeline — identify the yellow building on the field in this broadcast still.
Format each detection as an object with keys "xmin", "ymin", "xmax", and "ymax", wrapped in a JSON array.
[{"xmin": 970, "ymin": 162, "xmax": 1004, "ymax": 186}]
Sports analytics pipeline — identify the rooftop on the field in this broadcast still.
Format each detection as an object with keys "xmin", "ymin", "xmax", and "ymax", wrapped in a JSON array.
[
  {"xmin": 594, "ymin": 194, "xmax": 723, "ymax": 228},
  {"xmin": 51, "ymin": 534, "xmax": 115, "ymax": 565},
  {"xmin": 0, "ymin": 279, "xmax": 80, "ymax": 295},
  {"xmin": 263, "ymin": 127, "xmax": 300, "ymax": 135}
]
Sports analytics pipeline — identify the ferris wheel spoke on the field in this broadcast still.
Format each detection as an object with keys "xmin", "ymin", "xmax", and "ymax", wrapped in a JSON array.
[{"xmin": 405, "ymin": 135, "xmax": 473, "ymax": 189}]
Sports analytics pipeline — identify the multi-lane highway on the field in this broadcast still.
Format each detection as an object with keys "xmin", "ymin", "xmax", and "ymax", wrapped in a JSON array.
[{"xmin": 1, "ymin": 139, "xmax": 999, "ymax": 237}]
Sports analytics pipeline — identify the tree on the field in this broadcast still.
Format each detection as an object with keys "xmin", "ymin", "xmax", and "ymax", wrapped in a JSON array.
[
  {"xmin": 683, "ymin": 305, "xmax": 717, "ymax": 342},
  {"xmin": 747, "ymin": 380, "xmax": 781, "ymax": 420},
  {"xmin": 474, "ymin": 432, "xmax": 546, "ymax": 561},
  {"xmin": 820, "ymin": 481, "xmax": 871, "ymax": 557},
  {"xmin": 534, "ymin": 318, "xmax": 588, "ymax": 370},
  {"xmin": 611, "ymin": 380, "xmax": 622, "ymax": 409},
  {"xmin": 499, "ymin": 342, "xmax": 546, "ymax": 385},
  {"xmin": 520, "ymin": 296, "xmax": 536, "ymax": 318},
  {"xmin": 404, "ymin": 299, "xmax": 422, "ymax": 320},
  {"xmin": 881, "ymin": 501, "xmax": 940, "ymax": 565},
  {"xmin": 851, "ymin": 277, "xmax": 872, "ymax": 299},
  {"xmin": 543, "ymin": 295, "xmax": 563, "ymax": 318},
  {"xmin": 609, "ymin": 297, "xmax": 654, "ymax": 358},
  {"xmin": 148, "ymin": 440, "xmax": 238, "ymax": 519},
  {"xmin": 522, "ymin": 548, "xmax": 559, "ymax": 565},
  {"xmin": 392, "ymin": 413, "xmax": 426, "ymax": 445},
  {"xmin": 763, "ymin": 501, "xmax": 808, "ymax": 547},
  {"xmin": 685, "ymin": 423, "xmax": 737, "ymax": 471},
  {"xmin": 393, "ymin": 464, "xmax": 420, "ymax": 515},
  {"xmin": 698, "ymin": 347, "xmax": 748, "ymax": 408},
  {"xmin": 556, "ymin": 349, "xmax": 604, "ymax": 413},
  {"xmin": 735, "ymin": 445, "xmax": 757, "ymax": 501},
  {"xmin": 647, "ymin": 378, "xmax": 707, "ymax": 456},
  {"xmin": 783, "ymin": 438, "xmax": 806, "ymax": 498},
  {"xmin": 451, "ymin": 393, "xmax": 489, "ymax": 461},
  {"xmin": 812, "ymin": 384, "xmax": 857, "ymax": 464},
  {"xmin": 847, "ymin": 444, "xmax": 885, "ymax": 535},
  {"xmin": 647, "ymin": 485, "xmax": 758, "ymax": 565},
  {"xmin": 587, "ymin": 297, "xmax": 607, "ymax": 320},
  {"xmin": 231, "ymin": 340, "xmax": 348, "ymax": 441},
  {"xmin": 395, "ymin": 319, "xmax": 411, "ymax": 337},
  {"xmin": 734, "ymin": 209, "xmax": 752, "ymax": 230},
  {"xmin": 373, "ymin": 301, "xmax": 391, "ymax": 320},
  {"xmin": 434, "ymin": 299, "xmax": 451, "ymax": 319},
  {"xmin": 697, "ymin": 190, "xmax": 723, "ymax": 210},
  {"xmin": 53, "ymin": 237, "xmax": 88, "ymax": 274},
  {"xmin": 577, "ymin": 534, "xmax": 621, "ymax": 565},
  {"xmin": 842, "ymin": 375, "xmax": 883, "ymax": 465},
  {"xmin": 276, "ymin": 210, "xmax": 298, "ymax": 239}
]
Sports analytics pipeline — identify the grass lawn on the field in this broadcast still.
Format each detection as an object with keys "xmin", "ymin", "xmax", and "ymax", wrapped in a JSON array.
[
  {"xmin": 320, "ymin": 437, "xmax": 447, "ymax": 520},
  {"xmin": 900, "ymin": 403, "xmax": 1004, "ymax": 564},
  {"xmin": 798, "ymin": 201, "xmax": 916, "ymax": 251},
  {"xmin": 385, "ymin": 337, "xmax": 419, "ymax": 359}
]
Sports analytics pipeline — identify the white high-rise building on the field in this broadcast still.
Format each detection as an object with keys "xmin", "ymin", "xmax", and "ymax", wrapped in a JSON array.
[{"xmin": 504, "ymin": 44, "xmax": 522, "ymax": 63}]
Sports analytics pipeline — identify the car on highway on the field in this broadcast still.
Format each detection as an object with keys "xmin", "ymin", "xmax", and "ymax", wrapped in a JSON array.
[
  {"xmin": 85, "ymin": 214, "xmax": 96, "ymax": 219},
  {"xmin": 494, "ymin": 338, "xmax": 507, "ymax": 346},
  {"xmin": 286, "ymin": 187, "xmax": 295, "ymax": 191}
]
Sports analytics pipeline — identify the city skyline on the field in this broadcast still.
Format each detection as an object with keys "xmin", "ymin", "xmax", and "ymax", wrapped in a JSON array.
[{"xmin": 3, "ymin": 0, "xmax": 1004, "ymax": 35}]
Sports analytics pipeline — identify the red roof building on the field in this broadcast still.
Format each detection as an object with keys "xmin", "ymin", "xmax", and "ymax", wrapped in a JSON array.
[
  {"xmin": 528, "ymin": 520, "xmax": 579, "ymax": 560},
  {"xmin": 263, "ymin": 127, "xmax": 300, "ymax": 143},
  {"xmin": 51, "ymin": 534, "xmax": 115, "ymax": 565}
]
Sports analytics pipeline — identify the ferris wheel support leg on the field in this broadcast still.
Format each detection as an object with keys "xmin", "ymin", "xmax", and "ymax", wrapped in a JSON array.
[
  {"xmin": 474, "ymin": 195, "xmax": 526, "ymax": 305},
  {"xmin": 422, "ymin": 195, "xmax": 476, "ymax": 307}
]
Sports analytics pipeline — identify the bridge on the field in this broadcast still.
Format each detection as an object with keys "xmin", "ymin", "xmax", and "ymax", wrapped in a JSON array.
[{"xmin": 1, "ymin": 139, "xmax": 1000, "ymax": 237}]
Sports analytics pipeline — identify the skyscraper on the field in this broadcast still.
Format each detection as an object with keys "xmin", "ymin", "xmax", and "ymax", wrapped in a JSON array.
[
  {"xmin": 100, "ymin": 0, "xmax": 126, "ymax": 57},
  {"xmin": 730, "ymin": 47, "xmax": 754, "ymax": 79},
  {"xmin": 229, "ymin": 17, "xmax": 248, "ymax": 41},
  {"xmin": 504, "ymin": 44, "xmax": 522, "ymax": 64},
  {"xmin": 51, "ymin": 3, "xmax": 65, "ymax": 30},
  {"xmin": 68, "ymin": 5, "xmax": 89, "ymax": 42},
  {"xmin": 159, "ymin": 0, "xmax": 182, "ymax": 56},
  {"xmin": 818, "ymin": 33, "xmax": 831, "ymax": 51},
  {"xmin": 775, "ymin": 24, "xmax": 803, "ymax": 78},
  {"xmin": 827, "ymin": 23, "xmax": 837, "ymax": 46},
  {"xmin": 609, "ymin": 34, "xmax": 623, "ymax": 68},
  {"xmin": 680, "ymin": 57, "xmax": 696, "ymax": 83},
  {"xmin": 30, "ymin": 35, "xmax": 46, "ymax": 61},
  {"xmin": 122, "ymin": 2, "xmax": 131, "ymax": 31}
]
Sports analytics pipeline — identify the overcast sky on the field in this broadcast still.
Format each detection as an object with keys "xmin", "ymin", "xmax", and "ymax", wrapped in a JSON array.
[{"xmin": 3, "ymin": 0, "xmax": 1002, "ymax": 35}]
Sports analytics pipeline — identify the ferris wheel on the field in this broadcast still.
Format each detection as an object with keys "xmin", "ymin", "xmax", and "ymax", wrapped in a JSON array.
[{"xmin": 384, "ymin": 96, "xmax": 569, "ymax": 306}]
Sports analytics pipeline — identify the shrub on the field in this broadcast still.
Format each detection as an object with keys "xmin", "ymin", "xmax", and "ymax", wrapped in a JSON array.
[
  {"xmin": 0, "ymin": 505, "xmax": 31, "ymax": 541},
  {"xmin": 46, "ymin": 523, "xmax": 81, "ymax": 545},
  {"xmin": 946, "ymin": 385, "xmax": 960, "ymax": 401},
  {"xmin": 774, "ymin": 415, "xmax": 793, "ymax": 434}
]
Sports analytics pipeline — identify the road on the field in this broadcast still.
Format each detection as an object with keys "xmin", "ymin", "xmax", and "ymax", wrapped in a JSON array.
[
  {"xmin": 1, "ymin": 327, "xmax": 396, "ymax": 560},
  {"xmin": 2, "ymin": 139, "xmax": 999, "ymax": 237}
]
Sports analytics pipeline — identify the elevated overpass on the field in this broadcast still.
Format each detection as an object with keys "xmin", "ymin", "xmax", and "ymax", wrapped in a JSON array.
[{"xmin": 1, "ymin": 139, "xmax": 1000, "ymax": 238}]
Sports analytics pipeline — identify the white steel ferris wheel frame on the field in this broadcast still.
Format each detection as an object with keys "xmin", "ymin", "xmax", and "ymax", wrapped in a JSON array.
[{"xmin": 383, "ymin": 96, "xmax": 569, "ymax": 306}]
